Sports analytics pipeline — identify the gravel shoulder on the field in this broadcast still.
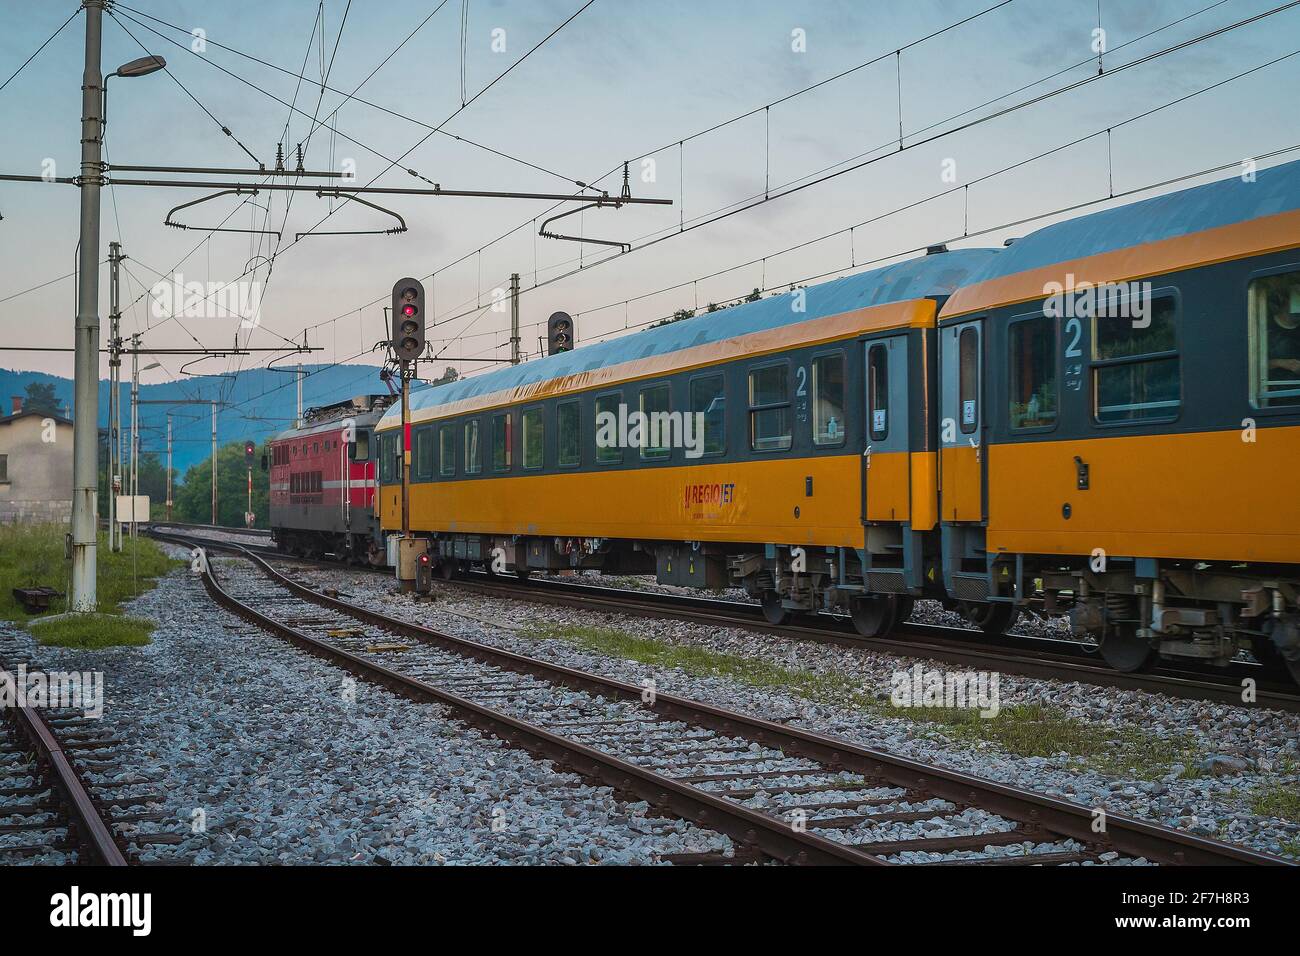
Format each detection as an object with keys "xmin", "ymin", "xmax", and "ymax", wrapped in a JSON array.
[{"xmin": 0, "ymin": 552, "xmax": 732, "ymax": 865}]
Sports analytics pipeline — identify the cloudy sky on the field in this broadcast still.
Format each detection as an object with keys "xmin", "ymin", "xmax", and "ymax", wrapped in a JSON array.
[{"xmin": 2, "ymin": 0, "xmax": 1298, "ymax": 411}]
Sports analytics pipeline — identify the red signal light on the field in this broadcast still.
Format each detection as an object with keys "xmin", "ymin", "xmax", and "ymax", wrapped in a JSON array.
[{"xmin": 401, "ymin": 304, "xmax": 417, "ymax": 317}]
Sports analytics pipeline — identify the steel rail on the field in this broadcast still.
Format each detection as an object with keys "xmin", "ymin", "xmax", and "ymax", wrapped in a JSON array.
[
  {"xmin": 146, "ymin": 527, "xmax": 1300, "ymax": 713},
  {"xmin": 1, "ymin": 663, "xmax": 128, "ymax": 866},
  {"xmin": 196, "ymin": 548, "xmax": 882, "ymax": 865},
  {"xmin": 213, "ymin": 541, "xmax": 1290, "ymax": 866}
]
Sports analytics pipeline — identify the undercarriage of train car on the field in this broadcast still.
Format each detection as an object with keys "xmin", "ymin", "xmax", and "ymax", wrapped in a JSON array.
[{"xmin": 1032, "ymin": 558, "xmax": 1300, "ymax": 684}]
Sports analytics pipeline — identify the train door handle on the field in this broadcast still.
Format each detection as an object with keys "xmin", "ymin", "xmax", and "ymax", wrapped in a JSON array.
[{"xmin": 1073, "ymin": 455, "xmax": 1090, "ymax": 491}]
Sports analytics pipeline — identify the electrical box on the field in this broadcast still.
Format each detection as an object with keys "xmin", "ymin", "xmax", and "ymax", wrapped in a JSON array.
[
  {"xmin": 116, "ymin": 495, "xmax": 150, "ymax": 523},
  {"xmin": 395, "ymin": 537, "xmax": 427, "ymax": 581}
]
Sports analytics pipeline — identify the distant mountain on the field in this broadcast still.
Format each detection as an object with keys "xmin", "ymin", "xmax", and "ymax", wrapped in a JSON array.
[{"xmin": 1, "ymin": 363, "xmax": 391, "ymax": 475}]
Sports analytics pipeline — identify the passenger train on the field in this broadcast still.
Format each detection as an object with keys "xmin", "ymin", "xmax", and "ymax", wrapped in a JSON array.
[{"xmin": 267, "ymin": 159, "xmax": 1300, "ymax": 684}]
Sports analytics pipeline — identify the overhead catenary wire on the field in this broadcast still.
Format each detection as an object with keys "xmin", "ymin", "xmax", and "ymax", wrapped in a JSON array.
[
  {"xmin": 110, "ymin": 2, "xmax": 597, "ymax": 192},
  {"xmin": 292, "ymin": 0, "xmax": 1241, "ymax": 350}
]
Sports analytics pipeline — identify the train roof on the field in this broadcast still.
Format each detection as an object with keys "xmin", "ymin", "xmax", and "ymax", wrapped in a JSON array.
[
  {"xmin": 945, "ymin": 157, "xmax": 1300, "ymax": 316},
  {"xmin": 381, "ymin": 247, "xmax": 1000, "ymax": 429},
  {"xmin": 271, "ymin": 394, "xmax": 395, "ymax": 442}
]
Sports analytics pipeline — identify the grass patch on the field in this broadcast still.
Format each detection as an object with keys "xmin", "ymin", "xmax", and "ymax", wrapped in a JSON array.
[
  {"xmin": 1252, "ymin": 785, "xmax": 1300, "ymax": 823},
  {"xmin": 523, "ymin": 622, "xmax": 871, "ymax": 705},
  {"xmin": 524, "ymin": 622, "xmax": 1197, "ymax": 779},
  {"xmin": 0, "ymin": 524, "xmax": 182, "ymax": 623},
  {"xmin": 29, "ymin": 612, "xmax": 154, "ymax": 648}
]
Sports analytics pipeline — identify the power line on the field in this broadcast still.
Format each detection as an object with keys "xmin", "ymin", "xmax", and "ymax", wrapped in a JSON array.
[
  {"xmin": 110, "ymin": 1, "xmax": 594, "ymax": 191},
  {"xmin": 0, "ymin": 8, "xmax": 79, "ymax": 96},
  {"xmin": 295, "ymin": 0, "xmax": 1239, "ymax": 349},
  {"xmin": 108, "ymin": 11, "xmax": 261, "ymax": 165}
]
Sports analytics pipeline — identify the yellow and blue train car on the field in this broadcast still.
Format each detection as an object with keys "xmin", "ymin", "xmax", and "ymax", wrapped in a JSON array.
[
  {"xmin": 937, "ymin": 158, "xmax": 1300, "ymax": 676},
  {"xmin": 375, "ymin": 249, "xmax": 998, "ymax": 632}
]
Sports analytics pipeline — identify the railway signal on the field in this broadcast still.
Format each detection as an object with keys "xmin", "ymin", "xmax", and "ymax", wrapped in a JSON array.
[
  {"xmin": 547, "ymin": 311, "xmax": 575, "ymax": 355},
  {"xmin": 244, "ymin": 440, "xmax": 256, "ymax": 529},
  {"xmin": 391, "ymin": 278, "xmax": 426, "ymax": 362}
]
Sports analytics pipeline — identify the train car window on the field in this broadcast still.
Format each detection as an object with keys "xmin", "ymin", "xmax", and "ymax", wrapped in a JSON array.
[
  {"xmin": 379, "ymin": 433, "xmax": 394, "ymax": 483},
  {"xmin": 414, "ymin": 428, "xmax": 433, "ymax": 479},
  {"xmin": 1092, "ymin": 295, "xmax": 1180, "ymax": 423},
  {"xmin": 557, "ymin": 401, "xmax": 580, "ymax": 467},
  {"xmin": 492, "ymin": 413, "xmax": 511, "ymax": 471},
  {"xmin": 350, "ymin": 432, "xmax": 370, "ymax": 461},
  {"xmin": 868, "ymin": 345, "xmax": 889, "ymax": 442},
  {"xmin": 313, "ymin": 442, "xmax": 319, "ymax": 455},
  {"xmin": 1009, "ymin": 316, "xmax": 1058, "ymax": 429},
  {"xmin": 1249, "ymin": 271, "xmax": 1300, "ymax": 408},
  {"xmin": 464, "ymin": 419, "xmax": 482, "ymax": 474},
  {"xmin": 749, "ymin": 363, "xmax": 792, "ymax": 452},
  {"xmin": 959, "ymin": 328, "xmax": 979, "ymax": 434},
  {"xmin": 813, "ymin": 352, "xmax": 846, "ymax": 446},
  {"xmin": 595, "ymin": 392, "xmax": 623, "ymax": 464},
  {"xmin": 639, "ymin": 384, "xmax": 671, "ymax": 460},
  {"xmin": 689, "ymin": 374, "xmax": 725, "ymax": 456},
  {"xmin": 521, "ymin": 408, "xmax": 544, "ymax": 469},
  {"xmin": 440, "ymin": 425, "xmax": 456, "ymax": 477}
]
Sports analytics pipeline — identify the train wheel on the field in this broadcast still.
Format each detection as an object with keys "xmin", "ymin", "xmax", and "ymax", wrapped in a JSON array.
[
  {"xmin": 439, "ymin": 560, "xmax": 457, "ymax": 581},
  {"xmin": 851, "ymin": 595, "xmax": 898, "ymax": 638},
  {"xmin": 1098, "ymin": 623, "xmax": 1155, "ymax": 672},
  {"xmin": 515, "ymin": 567, "xmax": 532, "ymax": 582},
  {"xmin": 958, "ymin": 601, "xmax": 1019, "ymax": 634},
  {"xmin": 761, "ymin": 590, "xmax": 792, "ymax": 626}
]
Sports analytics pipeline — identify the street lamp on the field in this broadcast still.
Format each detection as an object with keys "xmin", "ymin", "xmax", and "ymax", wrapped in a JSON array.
[{"xmin": 102, "ymin": 55, "xmax": 167, "ymax": 130}]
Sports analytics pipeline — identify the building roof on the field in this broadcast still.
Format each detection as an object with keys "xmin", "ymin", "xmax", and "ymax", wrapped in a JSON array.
[
  {"xmin": 0, "ymin": 409, "xmax": 72, "ymax": 428},
  {"xmin": 382, "ymin": 247, "xmax": 1000, "ymax": 429}
]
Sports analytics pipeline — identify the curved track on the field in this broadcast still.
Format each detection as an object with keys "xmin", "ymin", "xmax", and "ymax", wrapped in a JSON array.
[
  {"xmin": 1, "ymin": 657, "xmax": 127, "ymax": 866},
  {"xmin": 185, "ymin": 538, "xmax": 1289, "ymax": 866},
  {"xmin": 149, "ymin": 525, "xmax": 1300, "ymax": 712}
]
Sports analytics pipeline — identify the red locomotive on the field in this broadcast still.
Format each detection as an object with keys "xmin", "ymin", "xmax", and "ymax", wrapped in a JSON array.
[{"xmin": 266, "ymin": 394, "xmax": 394, "ymax": 563}]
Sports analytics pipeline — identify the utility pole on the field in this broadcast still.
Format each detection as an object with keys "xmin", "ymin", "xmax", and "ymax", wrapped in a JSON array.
[
  {"xmin": 107, "ymin": 241, "xmax": 122, "ymax": 551},
  {"xmin": 509, "ymin": 273, "xmax": 521, "ymax": 365},
  {"xmin": 211, "ymin": 403, "xmax": 218, "ymax": 524},
  {"xmin": 401, "ymin": 359, "xmax": 410, "ymax": 541},
  {"xmin": 296, "ymin": 363, "xmax": 303, "ymax": 427},
  {"xmin": 165, "ymin": 414, "xmax": 173, "ymax": 520},
  {"xmin": 70, "ymin": 0, "xmax": 106, "ymax": 610},
  {"xmin": 129, "ymin": 333, "xmax": 139, "ymax": 540}
]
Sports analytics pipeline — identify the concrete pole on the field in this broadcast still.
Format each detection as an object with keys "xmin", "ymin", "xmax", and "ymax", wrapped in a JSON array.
[
  {"xmin": 211, "ymin": 402, "xmax": 217, "ymax": 524},
  {"xmin": 296, "ymin": 363, "xmax": 303, "ymax": 428},
  {"xmin": 129, "ymin": 333, "xmax": 139, "ymax": 540},
  {"xmin": 509, "ymin": 273, "xmax": 521, "ymax": 365},
  {"xmin": 107, "ymin": 241, "xmax": 120, "ymax": 551},
  {"xmin": 70, "ymin": 1, "xmax": 105, "ymax": 610},
  {"xmin": 166, "ymin": 414, "xmax": 172, "ymax": 520}
]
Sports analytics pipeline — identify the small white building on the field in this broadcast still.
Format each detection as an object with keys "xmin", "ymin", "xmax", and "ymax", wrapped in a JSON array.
[{"xmin": 0, "ymin": 396, "xmax": 74, "ymax": 524}]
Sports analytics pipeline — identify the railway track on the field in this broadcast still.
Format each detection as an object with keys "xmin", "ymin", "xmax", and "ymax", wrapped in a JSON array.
[
  {"xmin": 149, "ymin": 525, "xmax": 1300, "ymax": 712},
  {"xmin": 1, "ymin": 651, "xmax": 127, "ymax": 866},
  {"xmin": 191, "ymin": 540, "xmax": 1288, "ymax": 865}
]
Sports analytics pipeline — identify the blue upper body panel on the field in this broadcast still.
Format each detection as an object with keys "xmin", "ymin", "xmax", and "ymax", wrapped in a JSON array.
[
  {"xmin": 966, "ymin": 157, "xmax": 1300, "ymax": 285},
  {"xmin": 382, "ymin": 247, "xmax": 1000, "ymax": 429}
]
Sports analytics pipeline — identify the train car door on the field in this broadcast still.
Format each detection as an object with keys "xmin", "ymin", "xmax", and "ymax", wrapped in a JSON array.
[
  {"xmin": 862, "ymin": 334, "xmax": 911, "ymax": 523},
  {"xmin": 939, "ymin": 318, "xmax": 985, "ymax": 522}
]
